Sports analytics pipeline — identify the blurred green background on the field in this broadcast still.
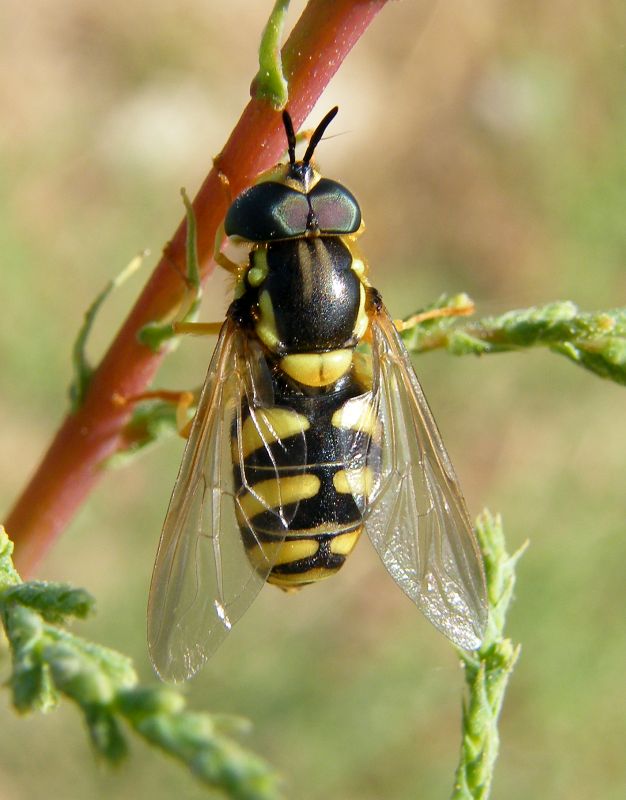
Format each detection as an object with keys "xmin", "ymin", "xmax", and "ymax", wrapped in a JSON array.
[{"xmin": 1, "ymin": 1, "xmax": 625, "ymax": 798}]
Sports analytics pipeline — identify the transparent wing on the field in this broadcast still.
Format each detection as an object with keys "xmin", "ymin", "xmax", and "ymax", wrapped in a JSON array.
[
  {"xmin": 147, "ymin": 318, "xmax": 304, "ymax": 682},
  {"xmin": 362, "ymin": 308, "xmax": 488, "ymax": 650}
]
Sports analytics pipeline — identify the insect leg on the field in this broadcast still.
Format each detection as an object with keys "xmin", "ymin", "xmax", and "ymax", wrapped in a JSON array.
[
  {"xmin": 210, "ymin": 170, "xmax": 244, "ymax": 275},
  {"xmin": 213, "ymin": 222, "xmax": 241, "ymax": 275},
  {"xmin": 172, "ymin": 321, "xmax": 224, "ymax": 336},
  {"xmin": 393, "ymin": 300, "xmax": 475, "ymax": 332},
  {"xmin": 114, "ymin": 389, "xmax": 197, "ymax": 438}
]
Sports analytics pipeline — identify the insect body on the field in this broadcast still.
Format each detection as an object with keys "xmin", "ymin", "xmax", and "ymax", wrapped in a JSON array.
[{"xmin": 148, "ymin": 108, "xmax": 487, "ymax": 682}]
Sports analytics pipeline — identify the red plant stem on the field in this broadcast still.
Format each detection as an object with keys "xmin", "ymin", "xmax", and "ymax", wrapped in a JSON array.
[{"xmin": 6, "ymin": 0, "xmax": 389, "ymax": 576}]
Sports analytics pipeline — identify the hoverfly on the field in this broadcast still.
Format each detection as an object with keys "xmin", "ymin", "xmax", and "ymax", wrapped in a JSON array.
[{"xmin": 147, "ymin": 107, "xmax": 487, "ymax": 682}]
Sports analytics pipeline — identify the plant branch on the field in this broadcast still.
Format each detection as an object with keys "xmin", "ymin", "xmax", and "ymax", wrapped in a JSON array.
[
  {"xmin": 401, "ymin": 295, "xmax": 626, "ymax": 386},
  {"xmin": 6, "ymin": 0, "xmax": 390, "ymax": 576}
]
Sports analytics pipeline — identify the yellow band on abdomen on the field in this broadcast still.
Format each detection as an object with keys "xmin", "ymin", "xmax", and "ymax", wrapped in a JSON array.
[
  {"xmin": 235, "ymin": 408, "xmax": 310, "ymax": 460},
  {"xmin": 237, "ymin": 474, "xmax": 320, "ymax": 522},
  {"xmin": 333, "ymin": 467, "xmax": 375, "ymax": 495},
  {"xmin": 246, "ymin": 537, "xmax": 320, "ymax": 571}
]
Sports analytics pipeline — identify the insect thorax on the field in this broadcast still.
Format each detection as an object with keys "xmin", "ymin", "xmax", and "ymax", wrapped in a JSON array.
[{"xmin": 262, "ymin": 237, "xmax": 361, "ymax": 349}]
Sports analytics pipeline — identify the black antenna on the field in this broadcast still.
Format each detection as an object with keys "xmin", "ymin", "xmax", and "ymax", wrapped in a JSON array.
[
  {"xmin": 303, "ymin": 106, "xmax": 339, "ymax": 165},
  {"xmin": 282, "ymin": 110, "xmax": 297, "ymax": 166}
]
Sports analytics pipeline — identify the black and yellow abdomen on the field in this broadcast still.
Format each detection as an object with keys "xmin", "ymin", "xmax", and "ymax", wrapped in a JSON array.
[{"xmin": 233, "ymin": 374, "xmax": 380, "ymax": 588}]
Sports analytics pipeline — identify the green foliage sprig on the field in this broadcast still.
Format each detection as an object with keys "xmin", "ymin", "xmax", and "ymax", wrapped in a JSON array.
[
  {"xmin": 69, "ymin": 252, "xmax": 146, "ymax": 412},
  {"xmin": 0, "ymin": 527, "xmax": 282, "ymax": 800},
  {"xmin": 451, "ymin": 511, "xmax": 526, "ymax": 800},
  {"xmin": 402, "ymin": 295, "xmax": 626, "ymax": 385},
  {"xmin": 256, "ymin": 0, "xmax": 291, "ymax": 108},
  {"xmin": 138, "ymin": 188, "xmax": 203, "ymax": 353}
]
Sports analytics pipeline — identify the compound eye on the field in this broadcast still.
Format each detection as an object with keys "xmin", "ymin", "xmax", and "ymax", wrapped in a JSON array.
[
  {"xmin": 309, "ymin": 178, "xmax": 361, "ymax": 234},
  {"xmin": 225, "ymin": 183, "xmax": 309, "ymax": 241}
]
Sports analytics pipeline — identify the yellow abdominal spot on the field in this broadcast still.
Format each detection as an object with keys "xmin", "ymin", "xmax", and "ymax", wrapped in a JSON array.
[
  {"xmin": 237, "ymin": 475, "xmax": 320, "ymax": 521},
  {"xmin": 331, "ymin": 396, "xmax": 379, "ymax": 436},
  {"xmin": 280, "ymin": 350, "xmax": 352, "ymax": 387},
  {"xmin": 235, "ymin": 408, "xmax": 310, "ymax": 460},
  {"xmin": 333, "ymin": 467, "xmax": 375, "ymax": 495},
  {"xmin": 329, "ymin": 527, "xmax": 363, "ymax": 555},
  {"xmin": 246, "ymin": 538, "xmax": 319, "ymax": 571}
]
